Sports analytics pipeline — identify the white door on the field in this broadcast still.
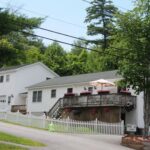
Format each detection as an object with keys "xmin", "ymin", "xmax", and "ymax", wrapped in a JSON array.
[{"xmin": 0, "ymin": 95, "xmax": 7, "ymax": 110}]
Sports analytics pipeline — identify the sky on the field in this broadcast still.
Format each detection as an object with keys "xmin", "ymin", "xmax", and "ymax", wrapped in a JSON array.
[{"xmin": 0, "ymin": 0, "xmax": 135, "ymax": 51}]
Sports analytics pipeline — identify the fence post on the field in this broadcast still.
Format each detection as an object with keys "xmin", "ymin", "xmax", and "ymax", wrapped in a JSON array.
[
  {"xmin": 121, "ymin": 120, "xmax": 124, "ymax": 135},
  {"xmin": 94, "ymin": 118, "xmax": 98, "ymax": 134},
  {"xmin": 66, "ymin": 116, "xmax": 70, "ymax": 132},
  {"xmin": 27, "ymin": 112, "xmax": 31, "ymax": 127},
  {"xmin": 4, "ymin": 112, "xmax": 7, "ymax": 121},
  {"xmin": 42, "ymin": 114, "xmax": 46, "ymax": 129},
  {"xmin": 16, "ymin": 110, "xmax": 19, "ymax": 123}
]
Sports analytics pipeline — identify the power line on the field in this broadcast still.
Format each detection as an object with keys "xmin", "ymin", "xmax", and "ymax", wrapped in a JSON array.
[
  {"xmin": 20, "ymin": 30, "xmax": 129, "ymax": 60},
  {"xmin": 38, "ymin": 27, "xmax": 88, "ymax": 42},
  {"xmin": 2, "ymin": 21, "xmax": 131, "ymax": 60},
  {"xmin": 0, "ymin": 1, "xmax": 85, "ymax": 29},
  {"xmin": 20, "ymin": 31, "xmax": 100, "ymax": 53},
  {"xmin": 10, "ymin": 19, "xmax": 131, "ymax": 52}
]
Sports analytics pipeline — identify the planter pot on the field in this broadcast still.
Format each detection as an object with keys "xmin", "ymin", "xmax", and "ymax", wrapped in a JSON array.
[
  {"xmin": 80, "ymin": 91, "xmax": 92, "ymax": 96},
  {"xmin": 97, "ymin": 90, "xmax": 110, "ymax": 95},
  {"xmin": 120, "ymin": 91, "xmax": 131, "ymax": 95},
  {"xmin": 64, "ymin": 93, "xmax": 75, "ymax": 97}
]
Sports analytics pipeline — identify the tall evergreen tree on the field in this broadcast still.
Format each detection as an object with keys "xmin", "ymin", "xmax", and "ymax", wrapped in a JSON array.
[{"xmin": 85, "ymin": 0, "xmax": 118, "ymax": 50}]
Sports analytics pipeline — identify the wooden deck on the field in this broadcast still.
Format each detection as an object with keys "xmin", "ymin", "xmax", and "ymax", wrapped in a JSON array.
[{"xmin": 62, "ymin": 93, "xmax": 136, "ymax": 108}]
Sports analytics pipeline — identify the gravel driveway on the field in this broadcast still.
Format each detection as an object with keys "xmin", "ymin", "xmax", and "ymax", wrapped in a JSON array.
[{"xmin": 0, "ymin": 122, "xmax": 133, "ymax": 150}]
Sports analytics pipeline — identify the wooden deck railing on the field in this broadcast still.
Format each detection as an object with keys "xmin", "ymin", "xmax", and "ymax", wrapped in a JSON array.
[
  {"xmin": 62, "ymin": 93, "xmax": 136, "ymax": 108},
  {"xmin": 48, "ymin": 93, "xmax": 136, "ymax": 118}
]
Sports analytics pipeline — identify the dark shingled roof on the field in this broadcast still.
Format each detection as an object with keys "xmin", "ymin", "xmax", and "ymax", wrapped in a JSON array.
[{"xmin": 28, "ymin": 70, "xmax": 121, "ymax": 89}]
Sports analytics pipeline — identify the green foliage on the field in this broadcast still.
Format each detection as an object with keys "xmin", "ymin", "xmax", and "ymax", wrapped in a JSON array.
[
  {"xmin": 0, "ymin": 39, "xmax": 19, "ymax": 67},
  {"xmin": 71, "ymin": 39, "xmax": 87, "ymax": 55},
  {"xmin": 43, "ymin": 42, "xmax": 67, "ymax": 75},
  {"xmin": 111, "ymin": 10, "xmax": 150, "ymax": 93},
  {"xmin": 110, "ymin": 0, "xmax": 150, "ymax": 135},
  {"xmin": 0, "ymin": 131, "xmax": 46, "ymax": 147},
  {"xmin": 24, "ymin": 46, "xmax": 43, "ymax": 64},
  {"xmin": 85, "ymin": 0, "xmax": 118, "ymax": 49},
  {"xmin": 0, "ymin": 9, "xmax": 43, "ymax": 36},
  {"xmin": 0, "ymin": 9, "xmax": 44, "ymax": 67}
]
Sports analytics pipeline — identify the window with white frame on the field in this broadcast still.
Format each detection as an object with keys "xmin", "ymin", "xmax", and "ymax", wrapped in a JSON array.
[
  {"xmin": 32, "ymin": 91, "xmax": 42, "ymax": 102},
  {"xmin": 6, "ymin": 75, "xmax": 10, "ymax": 82},
  {"xmin": 51, "ymin": 89, "xmax": 56, "ymax": 98},
  {"xmin": 0, "ymin": 76, "xmax": 4, "ymax": 83}
]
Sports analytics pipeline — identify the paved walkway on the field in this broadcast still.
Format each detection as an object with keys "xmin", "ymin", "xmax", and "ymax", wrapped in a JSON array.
[{"xmin": 0, "ymin": 122, "xmax": 133, "ymax": 150}]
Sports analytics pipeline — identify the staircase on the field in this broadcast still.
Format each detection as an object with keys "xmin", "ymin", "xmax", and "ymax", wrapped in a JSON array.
[{"xmin": 48, "ymin": 98, "xmax": 64, "ymax": 119}]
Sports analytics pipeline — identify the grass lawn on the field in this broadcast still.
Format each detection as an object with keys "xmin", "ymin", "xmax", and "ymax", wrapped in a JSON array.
[
  {"xmin": 0, "ymin": 120, "xmax": 47, "ymax": 131},
  {"xmin": 0, "ymin": 143, "xmax": 28, "ymax": 150},
  {"xmin": 0, "ymin": 131, "xmax": 46, "ymax": 147}
]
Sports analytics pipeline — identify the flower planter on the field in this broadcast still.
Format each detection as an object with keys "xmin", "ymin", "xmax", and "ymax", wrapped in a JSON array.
[
  {"xmin": 64, "ymin": 93, "xmax": 75, "ymax": 97},
  {"xmin": 80, "ymin": 91, "xmax": 92, "ymax": 96},
  {"xmin": 120, "ymin": 90, "xmax": 131, "ymax": 95},
  {"xmin": 97, "ymin": 90, "xmax": 110, "ymax": 95}
]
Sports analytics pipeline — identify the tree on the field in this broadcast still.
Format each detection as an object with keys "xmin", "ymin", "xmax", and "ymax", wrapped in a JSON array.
[
  {"xmin": 111, "ymin": 0, "xmax": 150, "ymax": 136},
  {"xmin": 0, "ymin": 39, "xmax": 19, "ymax": 67},
  {"xmin": 85, "ymin": 0, "xmax": 118, "ymax": 50},
  {"xmin": 71, "ymin": 39, "xmax": 87, "ymax": 55},
  {"xmin": 24, "ymin": 46, "xmax": 43, "ymax": 64},
  {"xmin": 65, "ymin": 50, "xmax": 89, "ymax": 75},
  {"xmin": 43, "ymin": 42, "xmax": 67, "ymax": 76},
  {"xmin": 0, "ymin": 9, "xmax": 43, "ymax": 67}
]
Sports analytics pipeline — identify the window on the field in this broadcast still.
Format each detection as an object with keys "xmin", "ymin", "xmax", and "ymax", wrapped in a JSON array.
[
  {"xmin": 6, "ymin": 75, "xmax": 10, "ymax": 82},
  {"xmin": 0, "ymin": 76, "xmax": 4, "ymax": 83},
  {"xmin": 32, "ymin": 91, "xmax": 42, "ymax": 102},
  {"xmin": 51, "ymin": 89, "xmax": 56, "ymax": 98},
  {"xmin": 67, "ymin": 88, "xmax": 73, "ymax": 93},
  {"xmin": 37, "ymin": 91, "xmax": 42, "ymax": 102},
  {"xmin": 0, "ymin": 95, "xmax": 6, "ymax": 103},
  {"xmin": 88, "ymin": 87, "xmax": 93, "ymax": 92}
]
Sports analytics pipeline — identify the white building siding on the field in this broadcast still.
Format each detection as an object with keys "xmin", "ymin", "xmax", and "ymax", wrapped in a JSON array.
[
  {"xmin": 0, "ymin": 71, "xmax": 16, "ymax": 110},
  {"xmin": 0, "ymin": 62, "xmax": 58, "ymax": 111},
  {"xmin": 14, "ymin": 64, "xmax": 55, "ymax": 105},
  {"xmin": 27, "ymin": 82, "xmax": 118, "ymax": 113}
]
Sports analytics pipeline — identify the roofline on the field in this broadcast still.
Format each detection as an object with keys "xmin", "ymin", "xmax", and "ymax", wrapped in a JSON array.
[
  {"xmin": 27, "ymin": 77, "xmax": 122, "ymax": 90},
  {"xmin": 16, "ymin": 62, "xmax": 59, "ymax": 77},
  {"xmin": 0, "ymin": 62, "xmax": 59, "ymax": 77},
  {"xmin": 0, "ymin": 69, "xmax": 17, "ymax": 74}
]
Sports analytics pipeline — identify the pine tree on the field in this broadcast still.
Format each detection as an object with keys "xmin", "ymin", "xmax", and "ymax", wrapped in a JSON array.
[{"xmin": 85, "ymin": 0, "xmax": 118, "ymax": 50}]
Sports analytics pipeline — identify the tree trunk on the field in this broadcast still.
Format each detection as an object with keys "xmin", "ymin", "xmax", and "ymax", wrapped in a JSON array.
[{"xmin": 144, "ymin": 78, "xmax": 150, "ymax": 136}]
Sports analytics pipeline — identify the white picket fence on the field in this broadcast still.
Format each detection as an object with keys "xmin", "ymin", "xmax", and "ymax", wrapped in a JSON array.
[{"xmin": 0, "ymin": 111, "xmax": 124, "ymax": 135}]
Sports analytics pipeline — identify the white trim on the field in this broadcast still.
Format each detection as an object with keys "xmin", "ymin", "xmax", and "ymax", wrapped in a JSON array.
[{"xmin": 0, "ymin": 70, "xmax": 16, "ymax": 74}]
